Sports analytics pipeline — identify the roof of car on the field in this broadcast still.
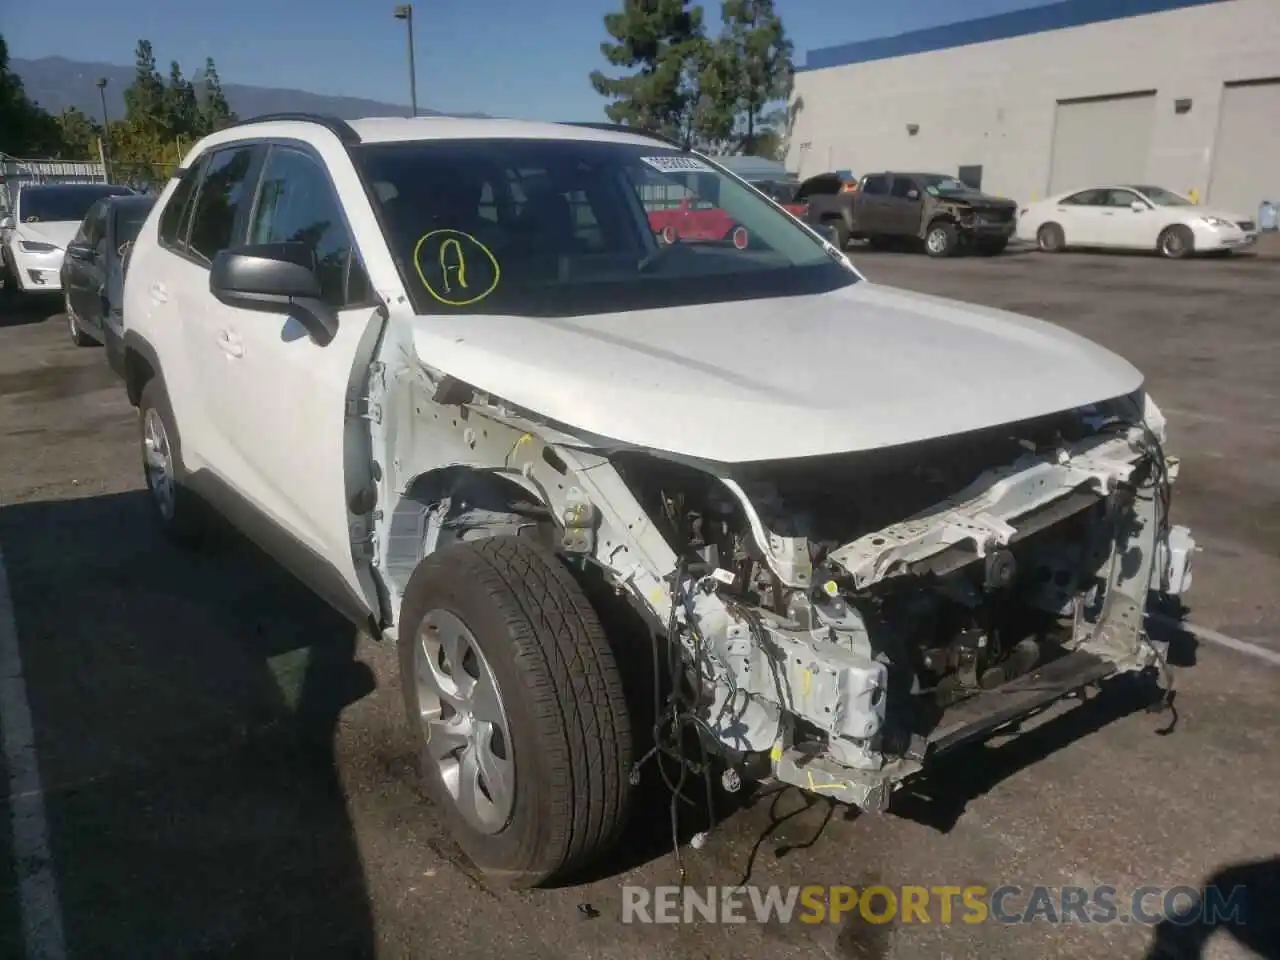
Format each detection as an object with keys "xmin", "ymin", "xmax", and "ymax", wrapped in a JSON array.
[{"xmin": 191, "ymin": 114, "xmax": 678, "ymax": 155}]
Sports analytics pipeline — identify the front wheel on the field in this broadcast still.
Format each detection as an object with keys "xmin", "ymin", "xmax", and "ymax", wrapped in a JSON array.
[
  {"xmin": 1158, "ymin": 225, "xmax": 1194, "ymax": 260},
  {"xmin": 1037, "ymin": 222, "xmax": 1066, "ymax": 252},
  {"xmin": 925, "ymin": 221, "xmax": 959, "ymax": 257},
  {"xmin": 398, "ymin": 536, "xmax": 633, "ymax": 887}
]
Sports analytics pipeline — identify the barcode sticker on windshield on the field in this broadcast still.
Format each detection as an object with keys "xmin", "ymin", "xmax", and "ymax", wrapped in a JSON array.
[{"xmin": 640, "ymin": 156, "xmax": 713, "ymax": 174}]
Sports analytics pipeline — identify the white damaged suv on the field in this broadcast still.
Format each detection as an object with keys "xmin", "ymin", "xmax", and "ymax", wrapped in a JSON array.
[{"xmin": 120, "ymin": 113, "xmax": 1196, "ymax": 886}]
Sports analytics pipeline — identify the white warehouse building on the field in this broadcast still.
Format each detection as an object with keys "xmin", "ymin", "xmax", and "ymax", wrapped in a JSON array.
[{"xmin": 785, "ymin": 0, "xmax": 1280, "ymax": 214}]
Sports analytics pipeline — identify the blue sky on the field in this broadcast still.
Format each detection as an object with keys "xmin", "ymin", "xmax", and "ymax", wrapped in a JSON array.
[{"xmin": 5, "ymin": 0, "xmax": 1059, "ymax": 120}]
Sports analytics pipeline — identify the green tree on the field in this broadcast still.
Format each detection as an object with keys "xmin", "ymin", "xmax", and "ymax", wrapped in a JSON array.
[
  {"xmin": 165, "ymin": 61, "xmax": 201, "ymax": 138},
  {"xmin": 0, "ymin": 33, "xmax": 62, "ymax": 155},
  {"xmin": 710, "ymin": 0, "xmax": 793, "ymax": 156},
  {"xmin": 55, "ymin": 107, "xmax": 101, "ymax": 158},
  {"xmin": 122, "ymin": 39, "xmax": 168, "ymax": 136},
  {"xmin": 589, "ymin": 0, "xmax": 709, "ymax": 145},
  {"xmin": 199, "ymin": 58, "xmax": 235, "ymax": 132}
]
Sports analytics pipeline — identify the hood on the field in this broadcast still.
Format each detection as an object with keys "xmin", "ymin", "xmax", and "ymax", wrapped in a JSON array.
[
  {"xmin": 17, "ymin": 221, "xmax": 78, "ymax": 249},
  {"xmin": 1188, "ymin": 206, "xmax": 1252, "ymax": 225},
  {"xmin": 409, "ymin": 283, "xmax": 1143, "ymax": 464},
  {"xmin": 943, "ymin": 194, "xmax": 1017, "ymax": 211}
]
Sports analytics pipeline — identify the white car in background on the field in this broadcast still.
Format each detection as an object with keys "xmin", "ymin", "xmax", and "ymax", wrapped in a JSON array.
[
  {"xmin": 0, "ymin": 182, "xmax": 134, "ymax": 295},
  {"xmin": 1017, "ymin": 184, "xmax": 1258, "ymax": 259}
]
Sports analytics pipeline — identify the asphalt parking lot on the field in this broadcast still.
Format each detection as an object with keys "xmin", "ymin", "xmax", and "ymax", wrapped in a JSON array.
[{"xmin": 1, "ymin": 241, "xmax": 1278, "ymax": 960}]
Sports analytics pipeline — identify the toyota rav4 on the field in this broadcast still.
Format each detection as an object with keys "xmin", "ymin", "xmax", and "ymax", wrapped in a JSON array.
[{"xmin": 120, "ymin": 113, "xmax": 1196, "ymax": 887}]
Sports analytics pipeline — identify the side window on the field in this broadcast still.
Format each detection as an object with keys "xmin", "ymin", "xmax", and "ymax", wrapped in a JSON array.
[
  {"xmin": 861, "ymin": 175, "xmax": 889, "ymax": 196},
  {"xmin": 1062, "ymin": 189, "xmax": 1107, "ymax": 206},
  {"xmin": 85, "ymin": 202, "xmax": 110, "ymax": 255},
  {"xmin": 248, "ymin": 145, "xmax": 370, "ymax": 308},
  {"xmin": 187, "ymin": 145, "xmax": 257, "ymax": 264},
  {"xmin": 889, "ymin": 178, "xmax": 918, "ymax": 199},
  {"xmin": 73, "ymin": 200, "xmax": 106, "ymax": 246},
  {"xmin": 158, "ymin": 157, "xmax": 206, "ymax": 251},
  {"xmin": 1104, "ymin": 189, "xmax": 1142, "ymax": 208}
]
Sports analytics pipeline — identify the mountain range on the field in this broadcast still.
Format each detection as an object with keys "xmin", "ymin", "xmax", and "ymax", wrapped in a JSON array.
[{"xmin": 11, "ymin": 55, "xmax": 484, "ymax": 122}]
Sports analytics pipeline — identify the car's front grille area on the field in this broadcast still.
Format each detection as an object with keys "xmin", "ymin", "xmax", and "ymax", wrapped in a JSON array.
[{"xmin": 1237, "ymin": 220, "xmax": 1256, "ymax": 232}]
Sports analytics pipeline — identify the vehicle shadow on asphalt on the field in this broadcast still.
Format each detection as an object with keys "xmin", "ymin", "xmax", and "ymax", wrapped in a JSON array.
[
  {"xmin": 1143, "ymin": 856, "xmax": 1280, "ymax": 960},
  {"xmin": 0, "ymin": 291, "xmax": 60, "ymax": 329},
  {"xmin": 0, "ymin": 490, "xmax": 379, "ymax": 958}
]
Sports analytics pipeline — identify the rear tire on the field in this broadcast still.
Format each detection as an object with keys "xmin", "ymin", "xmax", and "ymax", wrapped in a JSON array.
[
  {"xmin": 137, "ymin": 378, "xmax": 210, "ymax": 546},
  {"xmin": 825, "ymin": 219, "xmax": 849, "ymax": 250},
  {"xmin": 925, "ymin": 220, "xmax": 959, "ymax": 257},
  {"xmin": 1037, "ymin": 222, "xmax": 1065, "ymax": 252},
  {"xmin": 398, "ymin": 536, "xmax": 632, "ymax": 888},
  {"xmin": 1158, "ymin": 225, "xmax": 1194, "ymax": 260}
]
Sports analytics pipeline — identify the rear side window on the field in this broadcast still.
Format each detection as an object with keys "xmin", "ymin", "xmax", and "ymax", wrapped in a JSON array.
[
  {"xmin": 861, "ymin": 175, "xmax": 889, "ymax": 196},
  {"xmin": 158, "ymin": 160, "xmax": 204, "ymax": 250},
  {"xmin": 187, "ymin": 146, "xmax": 258, "ymax": 264}
]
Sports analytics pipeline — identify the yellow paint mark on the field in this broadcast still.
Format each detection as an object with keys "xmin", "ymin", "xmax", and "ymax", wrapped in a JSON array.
[
  {"xmin": 413, "ymin": 228, "xmax": 500, "ymax": 306},
  {"xmin": 800, "ymin": 669, "xmax": 812, "ymax": 697},
  {"xmin": 769, "ymin": 744, "xmax": 783, "ymax": 762},
  {"xmin": 806, "ymin": 769, "xmax": 855, "ymax": 795}
]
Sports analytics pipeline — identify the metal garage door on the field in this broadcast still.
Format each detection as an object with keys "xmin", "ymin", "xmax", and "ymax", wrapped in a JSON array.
[
  {"xmin": 1048, "ymin": 92, "xmax": 1157, "ymax": 195},
  {"xmin": 1208, "ymin": 79, "xmax": 1280, "ymax": 214}
]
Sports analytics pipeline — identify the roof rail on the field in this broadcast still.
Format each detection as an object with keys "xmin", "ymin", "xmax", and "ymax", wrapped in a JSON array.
[
  {"xmin": 225, "ymin": 112, "xmax": 362, "ymax": 145},
  {"xmin": 559, "ymin": 121, "xmax": 687, "ymax": 150}
]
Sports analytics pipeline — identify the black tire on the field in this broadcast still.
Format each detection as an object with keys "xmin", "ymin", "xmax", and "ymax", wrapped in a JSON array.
[
  {"xmin": 398, "ymin": 536, "xmax": 632, "ymax": 888},
  {"xmin": 1157, "ymin": 224, "xmax": 1194, "ymax": 260},
  {"xmin": 137, "ymin": 378, "xmax": 209, "ymax": 546},
  {"xmin": 975, "ymin": 238, "xmax": 1009, "ymax": 256},
  {"xmin": 66, "ymin": 296, "xmax": 96, "ymax": 347},
  {"xmin": 925, "ymin": 220, "xmax": 958, "ymax": 257},
  {"xmin": 1037, "ymin": 222, "xmax": 1065, "ymax": 252},
  {"xmin": 825, "ymin": 219, "xmax": 849, "ymax": 250}
]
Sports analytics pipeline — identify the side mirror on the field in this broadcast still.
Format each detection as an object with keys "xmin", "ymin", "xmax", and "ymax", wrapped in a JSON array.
[
  {"xmin": 0, "ymin": 215, "xmax": 14, "ymax": 231},
  {"xmin": 65, "ymin": 243, "xmax": 94, "ymax": 262},
  {"xmin": 906, "ymin": 189, "xmax": 920, "ymax": 200},
  {"xmin": 1130, "ymin": 201, "xmax": 1146, "ymax": 213},
  {"xmin": 209, "ymin": 242, "xmax": 337, "ymax": 346}
]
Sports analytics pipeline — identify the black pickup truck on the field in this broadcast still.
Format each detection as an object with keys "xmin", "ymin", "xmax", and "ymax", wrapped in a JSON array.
[{"xmin": 798, "ymin": 171, "xmax": 1018, "ymax": 257}]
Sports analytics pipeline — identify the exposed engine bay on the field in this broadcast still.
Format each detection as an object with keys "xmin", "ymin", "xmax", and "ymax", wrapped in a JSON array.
[{"xmin": 604, "ymin": 394, "xmax": 1194, "ymax": 809}]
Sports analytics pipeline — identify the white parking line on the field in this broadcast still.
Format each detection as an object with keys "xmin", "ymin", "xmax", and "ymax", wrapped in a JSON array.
[
  {"xmin": 1149, "ymin": 612, "xmax": 1280, "ymax": 667},
  {"xmin": 0, "ymin": 545, "xmax": 67, "ymax": 960}
]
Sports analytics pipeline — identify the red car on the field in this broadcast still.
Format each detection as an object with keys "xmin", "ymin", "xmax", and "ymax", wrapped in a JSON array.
[{"xmin": 647, "ymin": 197, "xmax": 751, "ymax": 249}]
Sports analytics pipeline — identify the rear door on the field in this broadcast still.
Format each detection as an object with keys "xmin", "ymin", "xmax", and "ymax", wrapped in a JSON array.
[
  {"xmin": 207, "ymin": 141, "xmax": 387, "ymax": 622},
  {"xmin": 1054, "ymin": 188, "xmax": 1110, "ymax": 246}
]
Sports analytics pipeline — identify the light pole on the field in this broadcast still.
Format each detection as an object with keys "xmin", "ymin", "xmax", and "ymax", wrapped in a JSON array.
[
  {"xmin": 95, "ymin": 77, "xmax": 111, "ymax": 182},
  {"xmin": 393, "ymin": 4, "xmax": 418, "ymax": 118}
]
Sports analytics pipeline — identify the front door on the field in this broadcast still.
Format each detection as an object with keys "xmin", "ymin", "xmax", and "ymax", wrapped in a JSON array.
[
  {"xmin": 1103, "ymin": 188, "xmax": 1160, "ymax": 249},
  {"xmin": 886, "ymin": 176, "xmax": 925, "ymax": 234},
  {"xmin": 65, "ymin": 199, "xmax": 108, "ymax": 327},
  {"xmin": 208, "ymin": 142, "xmax": 386, "ymax": 621}
]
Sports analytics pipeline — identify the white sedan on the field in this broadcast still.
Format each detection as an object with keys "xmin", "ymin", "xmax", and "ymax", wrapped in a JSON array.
[{"xmin": 1017, "ymin": 184, "xmax": 1258, "ymax": 259}]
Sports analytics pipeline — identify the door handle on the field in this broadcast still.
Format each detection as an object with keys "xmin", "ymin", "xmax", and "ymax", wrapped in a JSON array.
[
  {"xmin": 149, "ymin": 281, "xmax": 168, "ymax": 304},
  {"xmin": 216, "ymin": 329, "xmax": 244, "ymax": 358}
]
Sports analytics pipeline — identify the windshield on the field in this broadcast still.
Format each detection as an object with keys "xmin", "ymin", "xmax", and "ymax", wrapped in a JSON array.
[
  {"xmin": 18, "ymin": 184, "xmax": 133, "ymax": 224},
  {"xmin": 114, "ymin": 198, "xmax": 155, "ymax": 245},
  {"xmin": 920, "ymin": 175, "xmax": 977, "ymax": 197},
  {"xmin": 1128, "ymin": 185, "xmax": 1193, "ymax": 207},
  {"xmin": 355, "ymin": 138, "xmax": 854, "ymax": 317}
]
